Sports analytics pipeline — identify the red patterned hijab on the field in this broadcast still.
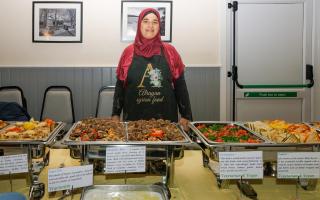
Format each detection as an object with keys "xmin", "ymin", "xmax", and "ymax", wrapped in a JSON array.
[{"xmin": 134, "ymin": 8, "xmax": 162, "ymax": 58}]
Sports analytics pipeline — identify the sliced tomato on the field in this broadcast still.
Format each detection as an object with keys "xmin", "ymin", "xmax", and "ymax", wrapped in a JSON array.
[
  {"xmin": 44, "ymin": 118, "xmax": 55, "ymax": 126},
  {"xmin": 196, "ymin": 124, "xmax": 205, "ymax": 129},
  {"xmin": 7, "ymin": 127, "xmax": 23, "ymax": 132},
  {"xmin": 90, "ymin": 129, "xmax": 98, "ymax": 141},
  {"xmin": 215, "ymin": 138, "xmax": 224, "ymax": 143},
  {"xmin": 150, "ymin": 129, "xmax": 164, "ymax": 138},
  {"xmin": 247, "ymin": 138, "xmax": 260, "ymax": 143},
  {"xmin": 203, "ymin": 132, "xmax": 209, "ymax": 137},
  {"xmin": 236, "ymin": 129, "xmax": 247, "ymax": 136},
  {"xmin": 218, "ymin": 130, "xmax": 228, "ymax": 137},
  {"xmin": 81, "ymin": 134, "xmax": 90, "ymax": 141}
]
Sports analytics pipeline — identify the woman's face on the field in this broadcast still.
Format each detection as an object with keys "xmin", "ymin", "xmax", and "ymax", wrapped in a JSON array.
[{"xmin": 140, "ymin": 13, "xmax": 160, "ymax": 39}]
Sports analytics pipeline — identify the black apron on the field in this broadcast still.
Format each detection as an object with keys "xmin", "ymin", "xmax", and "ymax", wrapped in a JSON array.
[{"xmin": 123, "ymin": 52, "xmax": 178, "ymax": 122}]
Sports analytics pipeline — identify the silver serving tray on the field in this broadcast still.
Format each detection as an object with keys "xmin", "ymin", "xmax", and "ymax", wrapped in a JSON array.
[
  {"xmin": 0, "ymin": 121, "xmax": 65, "ymax": 145},
  {"xmin": 305, "ymin": 122, "xmax": 320, "ymax": 132},
  {"xmin": 241, "ymin": 121, "xmax": 320, "ymax": 147},
  {"xmin": 190, "ymin": 121, "xmax": 273, "ymax": 147},
  {"xmin": 80, "ymin": 185, "xmax": 168, "ymax": 200},
  {"xmin": 0, "ymin": 121, "xmax": 9, "ymax": 130},
  {"xmin": 125, "ymin": 122, "xmax": 191, "ymax": 145},
  {"xmin": 63, "ymin": 121, "xmax": 127, "ymax": 145},
  {"xmin": 63, "ymin": 121, "xmax": 192, "ymax": 146}
]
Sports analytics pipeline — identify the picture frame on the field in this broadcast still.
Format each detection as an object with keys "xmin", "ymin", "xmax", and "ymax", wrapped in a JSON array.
[
  {"xmin": 121, "ymin": 1, "xmax": 172, "ymax": 42},
  {"xmin": 32, "ymin": 1, "xmax": 83, "ymax": 43}
]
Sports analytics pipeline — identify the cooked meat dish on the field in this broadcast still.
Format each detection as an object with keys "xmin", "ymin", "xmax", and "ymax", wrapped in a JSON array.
[
  {"xmin": 127, "ymin": 119, "xmax": 184, "ymax": 141},
  {"xmin": 69, "ymin": 118, "xmax": 125, "ymax": 141}
]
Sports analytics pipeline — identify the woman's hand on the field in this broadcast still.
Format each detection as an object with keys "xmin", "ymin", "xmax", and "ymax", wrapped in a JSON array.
[
  {"xmin": 179, "ymin": 117, "xmax": 190, "ymax": 132},
  {"xmin": 111, "ymin": 115, "xmax": 120, "ymax": 122}
]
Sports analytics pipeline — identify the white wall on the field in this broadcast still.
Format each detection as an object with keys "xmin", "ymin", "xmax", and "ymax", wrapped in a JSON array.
[
  {"xmin": 1, "ymin": 0, "xmax": 318, "ymax": 121},
  {"xmin": 0, "ymin": 0, "xmax": 220, "ymax": 67}
]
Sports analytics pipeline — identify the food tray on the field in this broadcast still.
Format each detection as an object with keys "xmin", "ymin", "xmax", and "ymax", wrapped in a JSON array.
[
  {"xmin": 0, "ymin": 120, "xmax": 8, "ymax": 130},
  {"xmin": 81, "ymin": 185, "xmax": 169, "ymax": 200},
  {"xmin": 0, "ymin": 121, "xmax": 65, "ymax": 145},
  {"xmin": 63, "ymin": 119, "xmax": 126, "ymax": 145},
  {"xmin": 63, "ymin": 119, "xmax": 192, "ymax": 146},
  {"xmin": 189, "ymin": 121, "xmax": 271, "ymax": 147},
  {"xmin": 126, "ymin": 119, "xmax": 191, "ymax": 145},
  {"xmin": 306, "ymin": 122, "xmax": 320, "ymax": 132},
  {"xmin": 243, "ymin": 120, "xmax": 320, "ymax": 146}
]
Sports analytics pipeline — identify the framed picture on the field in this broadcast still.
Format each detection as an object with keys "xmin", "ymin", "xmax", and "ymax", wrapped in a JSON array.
[
  {"xmin": 121, "ymin": 1, "xmax": 172, "ymax": 42},
  {"xmin": 32, "ymin": 1, "xmax": 83, "ymax": 43}
]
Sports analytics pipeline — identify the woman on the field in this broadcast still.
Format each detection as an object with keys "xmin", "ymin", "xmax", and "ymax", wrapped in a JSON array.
[{"xmin": 111, "ymin": 8, "xmax": 192, "ymax": 130}]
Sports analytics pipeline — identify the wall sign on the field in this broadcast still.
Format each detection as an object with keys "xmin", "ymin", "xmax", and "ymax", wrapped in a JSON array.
[{"xmin": 244, "ymin": 92, "xmax": 297, "ymax": 98}]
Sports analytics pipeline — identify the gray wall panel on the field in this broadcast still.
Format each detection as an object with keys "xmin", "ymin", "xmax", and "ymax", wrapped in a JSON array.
[
  {"xmin": 0, "ymin": 67, "xmax": 220, "ymax": 121},
  {"xmin": 101, "ymin": 68, "xmax": 110, "ymax": 86},
  {"xmin": 111, "ymin": 67, "xmax": 117, "ymax": 85},
  {"xmin": 185, "ymin": 67, "xmax": 220, "ymax": 121},
  {"xmin": 73, "ymin": 69, "xmax": 84, "ymax": 120},
  {"xmin": 2, "ymin": 69, "xmax": 11, "ymax": 83},
  {"xmin": 92, "ymin": 68, "xmax": 103, "ymax": 117},
  {"xmin": 13, "ymin": 68, "xmax": 39, "ymax": 118},
  {"xmin": 82, "ymin": 68, "xmax": 94, "ymax": 119}
]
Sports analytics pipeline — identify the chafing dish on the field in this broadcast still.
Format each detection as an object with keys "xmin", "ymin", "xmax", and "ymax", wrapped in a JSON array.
[
  {"xmin": 63, "ymin": 119, "xmax": 193, "ymax": 187},
  {"xmin": 81, "ymin": 184, "xmax": 169, "ymax": 200},
  {"xmin": 190, "ymin": 121, "xmax": 320, "ymax": 162},
  {"xmin": 190, "ymin": 121, "xmax": 271, "ymax": 147},
  {"xmin": 0, "ymin": 121, "xmax": 65, "ymax": 157},
  {"xmin": 0, "ymin": 121, "xmax": 65, "ymax": 200},
  {"xmin": 64, "ymin": 120, "xmax": 190, "ymax": 161},
  {"xmin": 64, "ymin": 119, "xmax": 191, "ymax": 146},
  {"xmin": 189, "ymin": 121, "xmax": 320, "ymax": 190},
  {"xmin": 243, "ymin": 120, "xmax": 320, "ymax": 146}
]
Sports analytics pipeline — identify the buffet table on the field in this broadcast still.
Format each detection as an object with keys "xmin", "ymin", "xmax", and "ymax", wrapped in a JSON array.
[{"xmin": 1, "ymin": 149, "xmax": 320, "ymax": 200}]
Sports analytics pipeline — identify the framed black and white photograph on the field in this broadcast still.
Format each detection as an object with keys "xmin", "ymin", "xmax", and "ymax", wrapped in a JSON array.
[
  {"xmin": 32, "ymin": 1, "xmax": 83, "ymax": 43},
  {"xmin": 121, "ymin": 1, "xmax": 172, "ymax": 42}
]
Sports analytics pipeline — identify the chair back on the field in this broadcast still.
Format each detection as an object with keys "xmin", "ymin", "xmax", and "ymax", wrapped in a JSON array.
[
  {"xmin": 0, "ymin": 86, "xmax": 27, "ymax": 110},
  {"xmin": 96, "ymin": 86, "xmax": 115, "ymax": 118},
  {"xmin": 40, "ymin": 86, "xmax": 75, "ymax": 123}
]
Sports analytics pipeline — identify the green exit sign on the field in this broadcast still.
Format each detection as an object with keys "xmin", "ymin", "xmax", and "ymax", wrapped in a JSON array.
[{"xmin": 244, "ymin": 92, "xmax": 297, "ymax": 98}]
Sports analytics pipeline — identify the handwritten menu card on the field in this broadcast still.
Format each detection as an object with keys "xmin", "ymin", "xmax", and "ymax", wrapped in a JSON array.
[
  {"xmin": 277, "ymin": 152, "xmax": 320, "ymax": 179},
  {"xmin": 48, "ymin": 165, "xmax": 93, "ymax": 192},
  {"xmin": 105, "ymin": 145, "xmax": 146, "ymax": 173},
  {"xmin": 219, "ymin": 151, "xmax": 263, "ymax": 179},
  {"xmin": 0, "ymin": 154, "xmax": 28, "ymax": 175}
]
